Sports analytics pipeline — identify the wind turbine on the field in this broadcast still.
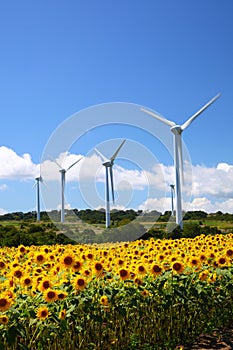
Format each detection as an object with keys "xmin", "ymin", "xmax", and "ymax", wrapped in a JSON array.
[
  {"xmin": 53, "ymin": 157, "xmax": 83, "ymax": 223},
  {"xmin": 33, "ymin": 176, "xmax": 43, "ymax": 221},
  {"xmin": 170, "ymin": 184, "xmax": 175, "ymax": 217},
  {"xmin": 95, "ymin": 139, "xmax": 126, "ymax": 228},
  {"xmin": 141, "ymin": 93, "xmax": 220, "ymax": 229}
]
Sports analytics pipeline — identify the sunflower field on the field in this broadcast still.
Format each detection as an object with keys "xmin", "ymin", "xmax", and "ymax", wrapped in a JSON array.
[{"xmin": 1, "ymin": 233, "xmax": 233, "ymax": 349}]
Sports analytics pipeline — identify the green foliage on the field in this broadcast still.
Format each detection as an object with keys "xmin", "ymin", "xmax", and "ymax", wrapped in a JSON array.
[{"xmin": 0, "ymin": 209, "xmax": 232, "ymax": 247}]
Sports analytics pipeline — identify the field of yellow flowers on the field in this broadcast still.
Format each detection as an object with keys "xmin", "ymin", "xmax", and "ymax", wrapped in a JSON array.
[{"xmin": 1, "ymin": 233, "xmax": 233, "ymax": 349}]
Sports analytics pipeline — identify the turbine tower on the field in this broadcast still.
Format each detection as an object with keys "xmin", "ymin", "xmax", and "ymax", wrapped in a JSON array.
[
  {"xmin": 141, "ymin": 93, "xmax": 220, "ymax": 229},
  {"xmin": 53, "ymin": 157, "xmax": 83, "ymax": 223},
  {"xmin": 33, "ymin": 176, "xmax": 43, "ymax": 221},
  {"xmin": 95, "ymin": 139, "xmax": 126, "ymax": 228},
  {"xmin": 170, "ymin": 184, "xmax": 175, "ymax": 217}
]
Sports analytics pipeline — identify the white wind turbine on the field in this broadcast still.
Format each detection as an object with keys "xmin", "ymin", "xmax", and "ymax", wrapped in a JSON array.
[
  {"xmin": 33, "ymin": 176, "xmax": 43, "ymax": 221},
  {"xmin": 170, "ymin": 184, "xmax": 175, "ymax": 217},
  {"xmin": 95, "ymin": 139, "xmax": 126, "ymax": 228},
  {"xmin": 52, "ymin": 157, "xmax": 83, "ymax": 223},
  {"xmin": 141, "ymin": 93, "xmax": 220, "ymax": 229}
]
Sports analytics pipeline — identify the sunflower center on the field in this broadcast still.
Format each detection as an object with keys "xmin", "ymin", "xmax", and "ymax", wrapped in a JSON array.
[
  {"xmin": 14, "ymin": 270, "xmax": 23, "ymax": 278},
  {"xmin": 43, "ymin": 281, "xmax": 50, "ymax": 289},
  {"xmin": 120, "ymin": 269, "xmax": 128, "ymax": 277},
  {"xmin": 173, "ymin": 262, "xmax": 182, "ymax": 271},
  {"xmin": 0, "ymin": 298, "xmax": 7, "ymax": 307},
  {"xmin": 77, "ymin": 279, "xmax": 85, "ymax": 286},
  {"xmin": 41, "ymin": 310, "xmax": 48, "ymax": 317},
  {"xmin": 227, "ymin": 249, "xmax": 233, "ymax": 256},
  {"xmin": 95, "ymin": 263, "xmax": 103, "ymax": 271},
  {"xmin": 153, "ymin": 265, "xmax": 162, "ymax": 273},
  {"xmin": 37, "ymin": 255, "xmax": 44, "ymax": 262},
  {"xmin": 219, "ymin": 258, "xmax": 226, "ymax": 264},
  {"xmin": 47, "ymin": 291, "xmax": 56, "ymax": 299},
  {"xmin": 64, "ymin": 257, "xmax": 73, "ymax": 265}
]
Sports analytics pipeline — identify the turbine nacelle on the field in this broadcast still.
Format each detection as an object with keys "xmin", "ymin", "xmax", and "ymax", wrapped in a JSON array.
[
  {"xmin": 102, "ymin": 160, "xmax": 113, "ymax": 167},
  {"xmin": 35, "ymin": 176, "xmax": 43, "ymax": 182},
  {"xmin": 170, "ymin": 125, "xmax": 182, "ymax": 135}
]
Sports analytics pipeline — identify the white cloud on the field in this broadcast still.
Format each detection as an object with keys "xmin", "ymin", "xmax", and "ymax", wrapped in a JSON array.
[
  {"xmin": 0, "ymin": 146, "xmax": 39, "ymax": 180},
  {"xmin": 41, "ymin": 152, "xmax": 84, "ymax": 182},
  {"xmin": 191, "ymin": 163, "xmax": 233, "ymax": 199},
  {"xmin": 188, "ymin": 197, "xmax": 233, "ymax": 214},
  {"xmin": 0, "ymin": 208, "xmax": 8, "ymax": 215},
  {"xmin": 217, "ymin": 163, "xmax": 233, "ymax": 172},
  {"xmin": 138, "ymin": 197, "xmax": 171, "ymax": 212},
  {"xmin": 1, "ymin": 146, "xmax": 233, "ymax": 213},
  {"xmin": 139, "ymin": 196, "xmax": 233, "ymax": 214}
]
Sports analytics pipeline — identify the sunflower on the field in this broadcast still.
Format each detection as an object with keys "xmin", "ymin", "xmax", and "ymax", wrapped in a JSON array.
[
  {"xmin": 198, "ymin": 253, "xmax": 207, "ymax": 263},
  {"xmin": 0, "ymin": 296, "xmax": 12, "ymax": 312},
  {"xmin": 93, "ymin": 262, "xmax": 103, "ymax": 275},
  {"xmin": 226, "ymin": 249, "xmax": 233, "ymax": 258},
  {"xmin": 136, "ymin": 264, "xmax": 146, "ymax": 275},
  {"xmin": 83, "ymin": 269, "xmax": 92, "ymax": 277},
  {"xmin": 217, "ymin": 256, "xmax": 228, "ymax": 267},
  {"xmin": 100, "ymin": 295, "xmax": 109, "ymax": 306},
  {"xmin": 188, "ymin": 256, "xmax": 200, "ymax": 270},
  {"xmin": 156, "ymin": 253, "xmax": 165, "ymax": 262},
  {"xmin": 72, "ymin": 277, "xmax": 87, "ymax": 291},
  {"xmin": 36, "ymin": 306, "xmax": 50, "ymax": 320},
  {"xmin": 86, "ymin": 252, "xmax": 94, "ymax": 260},
  {"xmin": 59, "ymin": 309, "xmax": 66, "ymax": 320},
  {"xmin": 57, "ymin": 291, "xmax": 68, "ymax": 300},
  {"xmin": 118, "ymin": 268, "xmax": 130, "ymax": 281},
  {"xmin": 43, "ymin": 289, "xmax": 58, "ymax": 303},
  {"xmin": 151, "ymin": 264, "xmax": 163, "ymax": 277},
  {"xmin": 35, "ymin": 253, "xmax": 46, "ymax": 265},
  {"xmin": 18, "ymin": 245, "xmax": 27, "ymax": 254},
  {"xmin": 72, "ymin": 260, "xmax": 83, "ymax": 272},
  {"xmin": 208, "ymin": 272, "xmax": 217, "ymax": 283},
  {"xmin": 60, "ymin": 252, "xmax": 75, "ymax": 269},
  {"xmin": 0, "ymin": 315, "xmax": 9, "ymax": 325},
  {"xmin": 141, "ymin": 290, "xmax": 151, "ymax": 297},
  {"xmin": 21, "ymin": 276, "xmax": 33, "ymax": 288},
  {"xmin": 0, "ymin": 261, "xmax": 6, "ymax": 270},
  {"xmin": 134, "ymin": 276, "xmax": 143, "ymax": 285},
  {"xmin": 199, "ymin": 270, "xmax": 209, "ymax": 281},
  {"xmin": 162, "ymin": 261, "xmax": 171, "ymax": 271},
  {"xmin": 34, "ymin": 267, "xmax": 43, "ymax": 275},
  {"xmin": 172, "ymin": 261, "xmax": 184, "ymax": 274},
  {"xmin": 38, "ymin": 279, "xmax": 52, "ymax": 292},
  {"xmin": 2, "ymin": 290, "xmax": 15, "ymax": 301},
  {"xmin": 12, "ymin": 267, "xmax": 24, "ymax": 279}
]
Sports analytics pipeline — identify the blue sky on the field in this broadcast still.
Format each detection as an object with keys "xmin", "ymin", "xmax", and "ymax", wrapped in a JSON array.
[{"xmin": 0, "ymin": 0, "xmax": 233, "ymax": 215}]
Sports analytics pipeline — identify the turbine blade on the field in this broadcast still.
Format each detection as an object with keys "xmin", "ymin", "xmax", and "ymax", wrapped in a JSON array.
[
  {"xmin": 181, "ymin": 93, "xmax": 221, "ymax": 130},
  {"xmin": 141, "ymin": 108, "xmax": 175, "ymax": 127},
  {"xmin": 41, "ymin": 177, "xmax": 49, "ymax": 189},
  {"xmin": 109, "ymin": 166, "xmax": 115, "ymax": 203},
  {"xmin": 110, "ymin": 139, "xmax": 126, "ymax": 162},
  {"xmin": 48, "ymin": 155, "xmax": 63, "ymax": 170},
  {"xmin": 66, "ymin": 156, "xmax": 83, "ymax": 171},
  {"xmin": 94, "ymin": 148, "xmax": 109, "ymax": 163},
  {"xmin": 33, "ymin": 176, "xmax": 40, "ymax": 189},
  {"xmin": 177, "ymin": 134, "xmax": 184, "ymax": 184}
]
